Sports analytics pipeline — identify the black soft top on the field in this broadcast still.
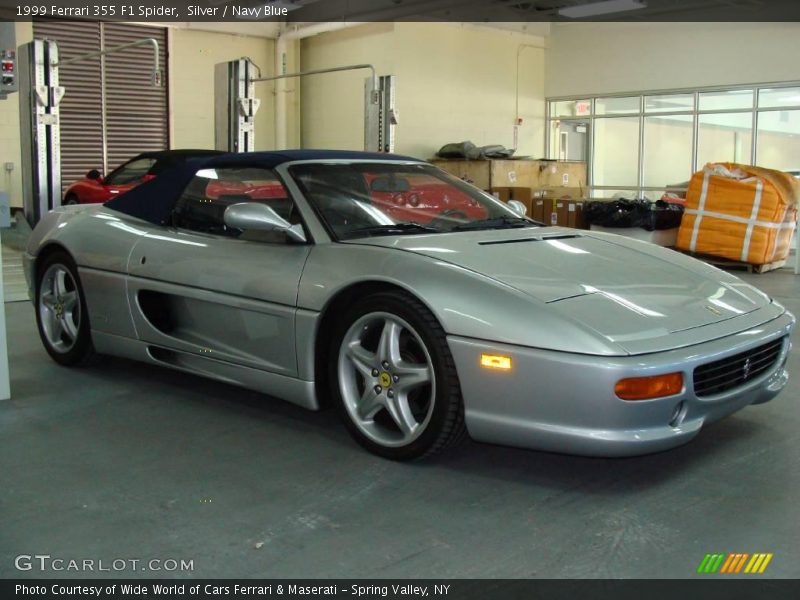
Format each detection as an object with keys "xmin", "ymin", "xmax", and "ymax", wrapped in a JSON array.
[{"xmin": 105, "ymin": 149, "xmax": 421, "ymax": 225}]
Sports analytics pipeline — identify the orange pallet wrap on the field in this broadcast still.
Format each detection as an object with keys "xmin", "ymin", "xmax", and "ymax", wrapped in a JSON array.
[{"xmin": 676, "ymin": 163, "xmax": 799, "ymax": 265}]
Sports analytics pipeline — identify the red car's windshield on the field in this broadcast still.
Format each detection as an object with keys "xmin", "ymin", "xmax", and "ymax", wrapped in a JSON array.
[{"xmin": 289, "ymin": 163, "xmax": 537, "ymax": 240}]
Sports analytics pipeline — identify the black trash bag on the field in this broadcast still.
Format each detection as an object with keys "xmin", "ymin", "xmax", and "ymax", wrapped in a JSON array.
[
  {"xmin": 584, "ymin": 199, "xmax": 684, "ymax": 230},
  {"xmin": 643, "ymin": 199, "xmax": 684, "ymax": 231},
  {"xmin": 436, "ymin": 141, "xmax": 481, "ymax": 160},
  {"xmin": 584, "ymin": 199, "xmax": 649, "ymax": 228},
  {"xmin": 436, "ymin": 142, "xmax": 515, "ymax": 160},
  {"xmin": 479, "ymin": 145, "xmax": 515, "ymax": 159}
]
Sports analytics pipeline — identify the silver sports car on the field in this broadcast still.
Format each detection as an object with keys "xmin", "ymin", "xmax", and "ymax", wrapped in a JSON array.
[{"xmin": 23, "ymin": 150, "xmax": 794, "ymax": 460}]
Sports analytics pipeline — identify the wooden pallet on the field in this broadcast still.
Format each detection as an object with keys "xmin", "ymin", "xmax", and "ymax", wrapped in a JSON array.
[{"xmin": 676, "ymin": 249, "xmax": 786, "ymax": 274}]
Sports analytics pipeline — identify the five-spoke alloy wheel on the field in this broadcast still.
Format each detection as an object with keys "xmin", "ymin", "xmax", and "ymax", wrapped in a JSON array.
[
  {"xmin": 330, "ymin": 291, "xmax": 466, "ymax": 460},
  {"xmin": 35, "ymin": 252, "xmax": 95, "ymax": 366}
]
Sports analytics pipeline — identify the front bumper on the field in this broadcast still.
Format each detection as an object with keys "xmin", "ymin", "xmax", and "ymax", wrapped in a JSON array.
[{"xmin": 448, "ymin": 311, "xmax": 794, "ymax": 457}]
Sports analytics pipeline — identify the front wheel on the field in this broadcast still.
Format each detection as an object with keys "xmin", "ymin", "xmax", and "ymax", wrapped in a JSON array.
[
  {"xmin": 35, "ymin": 252, "xmax": 95, "ymax": 366},
  {"xmin": 329, "ymin": 291, "xmax": 466, "ymax": 460},
  {"xmin": 63, "ymin": 194, "xmax": 79, "ymax": 206}
]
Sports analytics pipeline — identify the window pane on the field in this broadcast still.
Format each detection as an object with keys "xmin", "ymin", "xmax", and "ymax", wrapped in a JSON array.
[
  {"xmin": 756, "ymin": 110, "xmax": 800, "ymax": 172},
  {"xmin": 645, "ymin": 189, "xmax": 688, "ymax": 202},
  {"xmin": 593, "ymin": 117, "xmax": 639, "ymax": 187},
  {"xmin": 644, "ymin": 93, "xmax": 694, "ymax": 113},
  {"xmin": 595, "ymin": 96, "xmax": 640, "ymax": 115},
  {"xmin": 697, "ymin": 112, "xmax": 753, "ymax": 169},
  {"xmin": 550, "ymin": 99, "xmax": 591, "ymax": 117},
  {"xmin": 173, "ymin": 167, "xmax": 294, "ymax": 238},
  {"xmin": 105, "ymin": 158, "xmax": 156, "ymax": 185},
  {"xmin": 698, "ymin": 89, "xmax": 754, "ymax": 111},
  {"xmin": 589, "ymin": 189, "xmax": 641, "ymax": 199},
  {"xmin": 643, "ymin": 114, "xmax": 694, "ymax": 187},
  {"xmin": 758, "ymin": 87, "xmax": 800, "ymax": 109}
]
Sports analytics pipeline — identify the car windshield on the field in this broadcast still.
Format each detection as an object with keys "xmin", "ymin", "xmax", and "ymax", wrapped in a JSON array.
[{"xmin": 288, "ymin": 162, "xmax": 539, "ymax": 240}]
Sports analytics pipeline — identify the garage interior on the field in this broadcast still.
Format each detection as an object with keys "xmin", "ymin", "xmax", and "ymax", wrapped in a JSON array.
[{"xmin": 2, "ymin": 0, "xmax": 800, "ymax": 580}]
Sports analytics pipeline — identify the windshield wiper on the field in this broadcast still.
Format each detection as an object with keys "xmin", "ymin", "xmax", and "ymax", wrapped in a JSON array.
[
  {"xmin": 452, "ymin": 216, "xmax": 535, "ymax": 231},
  {"xmin": 346, "ymin": 222, "xmax": 440, "ymax": 238}
]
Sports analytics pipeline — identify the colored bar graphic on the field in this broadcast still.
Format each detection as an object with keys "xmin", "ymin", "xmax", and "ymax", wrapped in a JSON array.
[
  {"xmin": 700, "ymin": 553, "xmax": 773, "ymax": 574},
  {"xmin": 719, "ymin": 554, "xmax": 735, "ymax": 573},
  {"xmin": 734, "ymin": 553, "xmax": 749, "ymax": 573},
  {"xmin": 697, "ymin": 554, "xmax": 712, "ymax": 574},
  {"xmin": 759, "ymin": 554, "xmax": 773, "ymax": 573}
]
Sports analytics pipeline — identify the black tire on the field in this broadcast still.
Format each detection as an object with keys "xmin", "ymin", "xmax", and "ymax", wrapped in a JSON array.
[
  {"xmin": 63, "ymin": 194, "xmax": 79, "ymax": 206},
  {"xmin": 329, "ymin": 290, "xmax": 467, "ymax": 460},
  {"xmin": 34, "ymin": 251, "xmax": 96, "ymax": 366}
]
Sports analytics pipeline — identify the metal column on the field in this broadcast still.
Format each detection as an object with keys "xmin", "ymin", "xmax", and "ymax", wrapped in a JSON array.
[
  {"xmin": 18, "ymin": 39, "xmax": 64, "ymax": 227},
  {"xmin": 364, "ymin": 75, "xmax": 397, "ymax": 153},
  {"xmin": 214, "ymin": 58, "xmax": 260, "ymax": 153}
]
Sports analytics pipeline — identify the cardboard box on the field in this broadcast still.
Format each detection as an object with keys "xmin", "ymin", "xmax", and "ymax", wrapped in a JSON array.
[
  {"xmin": 568, "ymin": 200, "xmax": 587, "ymax": 229},
  {"xmin": 538, "ymin": 161, "xmax": 587, "ymax": 189},
  {"xmin": 539, "ymin": 198, "xmax": 587, "ymax": 228},
  {"xmin": 509, "ymin": 187, "xmax": 534, "ymax": 215},
  {"xmin": 540, "ymin": 198, "xmax": 564, "ymax": 227},
  {"xmin": 532, "ymin": 198, "xmax": 546, "ymax": 222},
  {"xmin": 539, "ymin": 186, "xmax": 585, "ymax": 200},
  {"xmin": 556, "ymin": 199, "xmax": 570, "ymax": 227},
  {"xmin": 491, "ymin": 187, "xmax": 511, "ymax": 202},
  {"xmin": 431, "ymin": 159, "xmax": 587, "ymax": 190}
]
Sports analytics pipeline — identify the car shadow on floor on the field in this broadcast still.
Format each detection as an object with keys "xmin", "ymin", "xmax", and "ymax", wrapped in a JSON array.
[{"xmin": 70, "ymin": 351, "xmax": 768, "ymax": 499}]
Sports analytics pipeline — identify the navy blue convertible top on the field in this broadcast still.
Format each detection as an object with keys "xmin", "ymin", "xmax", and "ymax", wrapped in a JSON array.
[{"xmin": 104, "ymin": 150, "xmax": 420, "ymax": 225}]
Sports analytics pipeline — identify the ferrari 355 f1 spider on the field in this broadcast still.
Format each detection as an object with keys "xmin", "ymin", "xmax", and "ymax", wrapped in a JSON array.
[{"xmin": 24, "ymin": 150, "xmax": 794, "ymax": 460}]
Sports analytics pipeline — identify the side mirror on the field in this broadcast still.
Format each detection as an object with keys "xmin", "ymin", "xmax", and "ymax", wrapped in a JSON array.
[
  {"xmin": 86, "ymin": 169, "xmax": 102, "ymax": 181},
  {"xmin": 223, "ymin": 202, "xmax": 306, "ymax": 243},
  {"xmin": 507, "ymin": 200, "xmax": 528, "ymax": 217}
]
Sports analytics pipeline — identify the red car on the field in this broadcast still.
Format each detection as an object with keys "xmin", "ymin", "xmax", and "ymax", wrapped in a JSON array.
[
  {"xmin": 365, "ymin": 173, "xmax": 488, "ymax": 223},
  {"xmin": 63, "ymin": 149, "xmax": 223, "ymax": 205},
  {"xmin": 205, "ymin": 170, "xmax": 488, "ymax": 225}
]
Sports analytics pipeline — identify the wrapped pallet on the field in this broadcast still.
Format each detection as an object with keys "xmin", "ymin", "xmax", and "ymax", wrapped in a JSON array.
[{"xmin": 676, "ymin": 163, "xmax": 799, "ymax": 265}]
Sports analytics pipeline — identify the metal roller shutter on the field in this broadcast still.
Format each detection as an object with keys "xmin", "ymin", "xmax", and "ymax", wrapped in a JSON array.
[
  {"xmin": 102, "ymin": 23, "xmax": 168, "ymax": 170},
  {"xmin": 31, "ymin": 21, "xmax": 169, "ymax": 195},
  {"xmin": 32, "ymin": 20, "xmax": 103, "ymax": 196}
]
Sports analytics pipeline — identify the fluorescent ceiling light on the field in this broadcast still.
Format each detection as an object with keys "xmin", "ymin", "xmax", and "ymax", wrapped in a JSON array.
[{"xmin": 559, "ymin": 0, "xmax": 647, "ymax": 18}]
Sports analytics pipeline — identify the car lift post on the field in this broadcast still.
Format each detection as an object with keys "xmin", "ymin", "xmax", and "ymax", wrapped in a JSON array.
[
  {"xmin": 214, "ymin": 58, "xmax": 261, "ymax": 153},
  {"xmin": 17, "ymin": 37, "xmax": 162, "ymax": 227},
  {"xmin": 18, "ymin": 38, "xmax": 63, "ymax": 228},
  {"xmin": 216, "ymin": 62, "xmax": 396, "ymax": 153}
]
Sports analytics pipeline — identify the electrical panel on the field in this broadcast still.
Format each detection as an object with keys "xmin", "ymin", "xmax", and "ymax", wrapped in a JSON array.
[{"xmin": 0, "ymin": 22, "xmax": 17, "ymax": 98}]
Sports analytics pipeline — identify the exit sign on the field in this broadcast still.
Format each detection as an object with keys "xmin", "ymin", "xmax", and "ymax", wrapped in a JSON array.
[{"xmin": 575, "ymin": 101, "xmax": 591, "ymax": 116}]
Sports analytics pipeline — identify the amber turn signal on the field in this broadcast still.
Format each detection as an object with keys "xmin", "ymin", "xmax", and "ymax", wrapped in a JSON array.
[
  {"xmin": 615, "ymin": 372, "xmax": 683, "ymax": 400},
  {"xmin": 480, "ymin": 353, "xmax": 512, "ymax": 370}
]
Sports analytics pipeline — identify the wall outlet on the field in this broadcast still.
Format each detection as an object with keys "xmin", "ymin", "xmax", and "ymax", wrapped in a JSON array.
[{"xmin": 3, "ymin": 162, "xmax": 13, "ymax": 172}]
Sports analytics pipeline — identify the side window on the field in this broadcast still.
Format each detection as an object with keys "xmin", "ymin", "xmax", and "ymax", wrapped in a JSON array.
[
  {"xmin": 105, "ymin": 158, "xmax": 157, "ymax": 186},
  {"xmin": 171, "ymin": 166, "xmax": 299, "ymax": 243}
]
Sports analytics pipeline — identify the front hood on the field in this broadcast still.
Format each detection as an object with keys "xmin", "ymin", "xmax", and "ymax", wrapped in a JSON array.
[{"xmin": 349, "ymin": 227, "xmax": 771, "ymax": 348}]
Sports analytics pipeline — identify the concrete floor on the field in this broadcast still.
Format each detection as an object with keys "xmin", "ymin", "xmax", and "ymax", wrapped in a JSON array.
[{"xmin": 1, "ymin": 270, "xmax": 799, "ymax": 579}]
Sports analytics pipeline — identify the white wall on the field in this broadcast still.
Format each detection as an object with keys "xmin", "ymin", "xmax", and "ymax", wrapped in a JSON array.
[
  {"xmin": 169, "ymin": 28, "xmax": 275, "ymax": 150},
  {"xmin": 546, "ymin": 22, "xmax": 800, "ymax": 98},
  {"xmin": 301, "ymin": 22, "xmax": 546, "ymax": 160},
  {"xmin": 0, "ymin": 22, "xmax": 31, "ymax": 208}
]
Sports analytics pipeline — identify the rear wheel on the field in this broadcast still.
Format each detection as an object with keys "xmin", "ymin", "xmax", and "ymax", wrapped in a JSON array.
[
  {"xmin": 63, "ymin": 194, "xmax": 79, "ymax": 206},
  {"xmin": 35, "ymin": 252, "xmax": 95, "ymax": 366},
  {"xmin": 330, "ymin": 290, "xmax": 466, "ymax": 460}
]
